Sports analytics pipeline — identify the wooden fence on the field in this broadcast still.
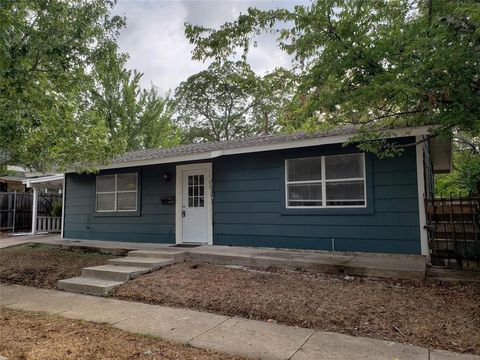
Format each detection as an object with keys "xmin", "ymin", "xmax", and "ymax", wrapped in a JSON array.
[
  {"xmin": 36, "ymin": 216, "xmax": 62, "ymax": 233},
  {"xmin": 0, "ymin": 192, "xmax": 62, "ymax": 232},
  {"xmin": 425, "ymin": 195, "xmax": 480, "ymax": 267}
]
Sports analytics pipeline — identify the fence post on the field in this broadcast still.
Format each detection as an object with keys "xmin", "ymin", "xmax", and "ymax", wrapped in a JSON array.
[
  {"xmin": 12, "ymin": 191, "xmax": 16, "ymax": 234},
  {"xmin": 31, "ymin": 187, "xmax": 38, "ymax": 235}
]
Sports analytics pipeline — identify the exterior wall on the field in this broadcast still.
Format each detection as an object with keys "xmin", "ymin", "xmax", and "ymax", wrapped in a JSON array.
[
  {"xmin": 212, "ymin": 140, "xmax": 421, "ymax": 254},
  {"xmin": 64, "ymin": 164, "xmax": 177, "ymax": 243},
  {"xmin": 64, "ymin": 137, "xmax": 421, "ymax": 254}
]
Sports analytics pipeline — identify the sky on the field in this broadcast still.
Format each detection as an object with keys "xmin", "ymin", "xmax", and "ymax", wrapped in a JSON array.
[{"xmin": 112, "ymin": 0, "xmax": 308, "ymax": 94}]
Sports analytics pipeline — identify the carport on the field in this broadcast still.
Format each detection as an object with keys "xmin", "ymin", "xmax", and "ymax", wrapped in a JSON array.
[{"xmin": 23, "ymin": 174, "xmax": 64, "ymax": 235}]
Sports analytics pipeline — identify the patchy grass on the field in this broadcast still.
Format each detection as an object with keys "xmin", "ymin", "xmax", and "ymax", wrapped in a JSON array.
[
  {"xmin": 0, "ymin": 243, "xmax": 127, "ymax": 288},
  {"xmin": 0, "ymin": 308, "xmax": 243, "ymax": 360},
  {"xmin": 113, "ymin": 262, "xmax": 480, "ymax": 355}
]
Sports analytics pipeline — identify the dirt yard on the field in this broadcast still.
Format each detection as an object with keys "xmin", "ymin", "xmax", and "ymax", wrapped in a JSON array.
[
  {"xmin": 113, "ymin": 262, "xmax": 480, "ymax": 355},
  {"xmin": 0, "ymin": 308, "xmax": 243, "ymax": 360},
  {"xmin": 0, "ymin": 243, "xmax": 127, "ymax": 288}
]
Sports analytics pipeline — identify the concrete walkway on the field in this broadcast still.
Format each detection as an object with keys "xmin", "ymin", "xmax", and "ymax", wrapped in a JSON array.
[
  {"xmin": 0, "ymin": 233, "xmax": 59, "ymax": 249},
  {"xmin": 1, "ymin": 284, "xmax": 477, "ymax": 360},
  {"xmin": 0, "ymin": 235, "xmax": 426, "ymax": 280}
]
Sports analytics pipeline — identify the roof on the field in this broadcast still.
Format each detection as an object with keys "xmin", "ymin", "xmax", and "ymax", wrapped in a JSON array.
[
  {"xmin": 90, "ymin": 125, "xmax": 434, "ymax": 171},
  {"xmin": 0, "ymin": 176, "xmax": 26, "ymax": 183},
  {"xmin": 113, "ymin": 127, "xmax": 361, "ymax": 164}
]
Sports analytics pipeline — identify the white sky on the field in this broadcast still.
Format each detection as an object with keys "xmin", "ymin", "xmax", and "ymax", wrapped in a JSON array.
[{"xmin": 112, "ymin": 0, "xmax": 308, "ymax": 94}]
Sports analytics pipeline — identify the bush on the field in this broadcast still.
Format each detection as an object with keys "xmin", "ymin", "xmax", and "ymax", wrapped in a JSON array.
[{"xmin": 50, "ymin": 200, "xmax": 62, "ymax": 217}]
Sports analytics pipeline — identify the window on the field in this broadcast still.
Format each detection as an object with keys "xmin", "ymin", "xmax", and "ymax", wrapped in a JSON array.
[
  {"xmin": 188, "ymin": 174, "xmax": 205, "ymax": 208},
  {"xmin": 286, "ymin": 153, "xmax": 366, "ymax": 208},
  {"xmin": 96, "ymin": 173, "xmax": 138, "ymax": 212}
]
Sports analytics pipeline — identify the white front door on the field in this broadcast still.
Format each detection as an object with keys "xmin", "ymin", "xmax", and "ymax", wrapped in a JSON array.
[{"xmin": 181, "ymin": 168, "xmax": 209, "ymax": 243}]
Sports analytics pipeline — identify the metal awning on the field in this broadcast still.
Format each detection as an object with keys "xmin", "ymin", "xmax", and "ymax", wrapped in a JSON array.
[{"xmin": 23, "ymin": 174, "xmax": 64, "ymax": 189}]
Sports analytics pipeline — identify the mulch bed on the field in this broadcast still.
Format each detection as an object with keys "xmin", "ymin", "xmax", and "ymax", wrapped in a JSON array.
[
  {"xmin": 0, "ymin": 243, "xmax": 127, "ymax": 288},
  {"xmin": 0, "ymin": 308, "xmax": 243, "ymax": 360},
  {"xmin": 113, "ymin": 262, "xmax": 480, "ymax": 355}
]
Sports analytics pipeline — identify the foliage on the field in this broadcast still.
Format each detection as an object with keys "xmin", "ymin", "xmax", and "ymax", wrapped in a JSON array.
[
  {"xmin": 0, "ymin": 0, "xmax": 126, "ymax": 171},
  {"xmin": 435, "ymin": 134, "xmax": 480, "ymax": 196},
  {"xmin": 90, "ymin": 50, "xmax": 180, "ymax": 152},
  {"xmin": 185, "ymin": 0, "xmax": 480, "ymax": 155},
  {"xmin": 174, "ymin": 60, "xmax": 294, "ymax": 143},
  {"xmin": 50, "ymin": 199, "xmax": 62, "ymax": 217},
  {"xmin": 0, "ymin": 0, "xmax": 179, "ymax": 172}
]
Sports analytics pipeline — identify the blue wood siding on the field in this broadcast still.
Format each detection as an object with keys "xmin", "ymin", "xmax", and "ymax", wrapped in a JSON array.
[
  {"xmin": 212, "ymin": 141, "xmax": 421, "ymax": 254},
  {"xmin": 64, "ymin": 164, "xmax": 176, "ymax": 243},
  {"xmin": 63, "ymin": 138, "xmax": 421, "ymax": 254}
]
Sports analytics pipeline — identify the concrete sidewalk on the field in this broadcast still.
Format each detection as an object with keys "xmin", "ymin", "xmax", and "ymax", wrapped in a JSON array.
[{"xmin": 1, "ymin": 284, "xmax": 477, "ymax": 360}]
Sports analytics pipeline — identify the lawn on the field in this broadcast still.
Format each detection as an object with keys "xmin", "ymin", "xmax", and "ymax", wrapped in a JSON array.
[
  {"xmin": 0, "ymin": 243, "xmax": 127, "ymax": 288},
  {"xmin": 0, "ymin": 308, "xmax": 243, "ymax": 360},
  {"xmin": 112, "ymin": 262, "xmax": 480, "ymax": 355}
]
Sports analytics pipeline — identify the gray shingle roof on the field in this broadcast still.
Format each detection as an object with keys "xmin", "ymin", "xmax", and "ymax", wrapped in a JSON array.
[{"xmin": 112, "ymin": 127, "xmax": 359, "ymax": 164}]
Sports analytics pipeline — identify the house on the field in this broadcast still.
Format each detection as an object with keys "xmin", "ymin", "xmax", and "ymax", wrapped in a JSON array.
[
  {"xmin": 0, "ymin": 175, "xmax": 29, "ymax": 192},
  {"xmin": 62, "ymin": 126, "xmax": 451, "ymax": 257}
]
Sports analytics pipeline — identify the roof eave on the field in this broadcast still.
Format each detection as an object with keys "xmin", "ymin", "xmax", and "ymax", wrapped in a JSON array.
[{"xmin": 71, "ymin": 125, "xmax": 435, "ymax": 172}]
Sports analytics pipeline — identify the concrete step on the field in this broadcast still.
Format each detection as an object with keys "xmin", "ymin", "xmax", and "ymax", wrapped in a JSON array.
[
  {"xmin": 57, "ymin": 277, "xmax": 123, "ymax": 296},
  {"xmin": 128, "ymin": 249, "xmax": 186, "ymax": 259},
  {"xmin": 107, "ymin": 257, "xmax": 174, "ymax": 269},
  {"xmin": 81, "ymin": 265, "xmax": 151, "ymax": 282}
]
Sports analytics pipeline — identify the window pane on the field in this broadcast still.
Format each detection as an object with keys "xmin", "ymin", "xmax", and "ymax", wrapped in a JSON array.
[
  {"xmin": 97, "ymin": 175, "xmax": 115, "ymax": 192},
  {"xmin": 117, "ymin": 173, "xmax": 137, "ymax": 191},
  {"xmin": 97, "ymin": 193, "xmax": 115, "ymax": 211},
  {"xmin": 117, "ymin": 192, "xmax": 136, "ymax": 211},
  {"xmin": 288, "ymin": 183, "xmax": 322, "ymax": 207},
  {"xmin": 326, "ymin": 180, "xmax": 365, "ymax": 206},
  {"xmin": 288, "ymin": 157, "xmax": 322, "ymax": 181},
  {"xmin": 325, "ymin": 154, "xmax": 364, "ymax": 179}
]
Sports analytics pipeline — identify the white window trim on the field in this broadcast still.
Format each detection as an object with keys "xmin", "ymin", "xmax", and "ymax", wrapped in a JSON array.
[
  {"xmin": 95, "ymin": 173, "xmax": 138, "ymax": 212},
  {"xmin": 285, "ymin": 153, "xmax": 367, "ymax": 209}
]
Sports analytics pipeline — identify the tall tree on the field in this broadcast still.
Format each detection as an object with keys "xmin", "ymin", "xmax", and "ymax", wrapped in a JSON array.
[
  {"xmin": 1, "ymin": 0, "xmax": 124, "ymax": 171},
  {"xmin": 174, "ymin": 61, "xmax": 257, "ymax": 143},
  {"xmin": 91, "ymin": 50, "xmax": 180, "ymax": 152},
  {"xmin": 252, "ymin": 67, "xmax": 296, "ymax": 135},
  {"xmin": 185, "ymin": 0, "xmax": 480, "ymax": 155},
  {"xmin": 174, "ymin": 61, "xmax": 293, "ymax": 143}
]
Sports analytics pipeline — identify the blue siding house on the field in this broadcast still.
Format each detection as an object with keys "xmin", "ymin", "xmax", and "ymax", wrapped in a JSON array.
[{"xmin": 62, "ymin": 126, "xmax": 450, "ymax": 256}]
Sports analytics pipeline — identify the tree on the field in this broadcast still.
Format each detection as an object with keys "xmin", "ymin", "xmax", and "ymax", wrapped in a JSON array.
[
  {"xmin": 252, "ymin": 67, "xmax": 296, "ymax": 134},
  {"xmin": 174, "ymin": 61, "xmax": 294, "ymax": 143},
  {"xmin": 435, "ymin": 133, "xmax": 480, "ymax": 196},
  {"xmin": 0, "ymin": 0, "xmax": 124, "ymax": 171},
  {"xmin": 90, "ymin": 50, "xmax": 180, "ymax": 152},
  {"xmin": 174, "ymin": 61, "xmax": 257, "ymax": 143},
  {"xmin": 185, "ymin": 0, "xmax": 480, "ymax": 155}
]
